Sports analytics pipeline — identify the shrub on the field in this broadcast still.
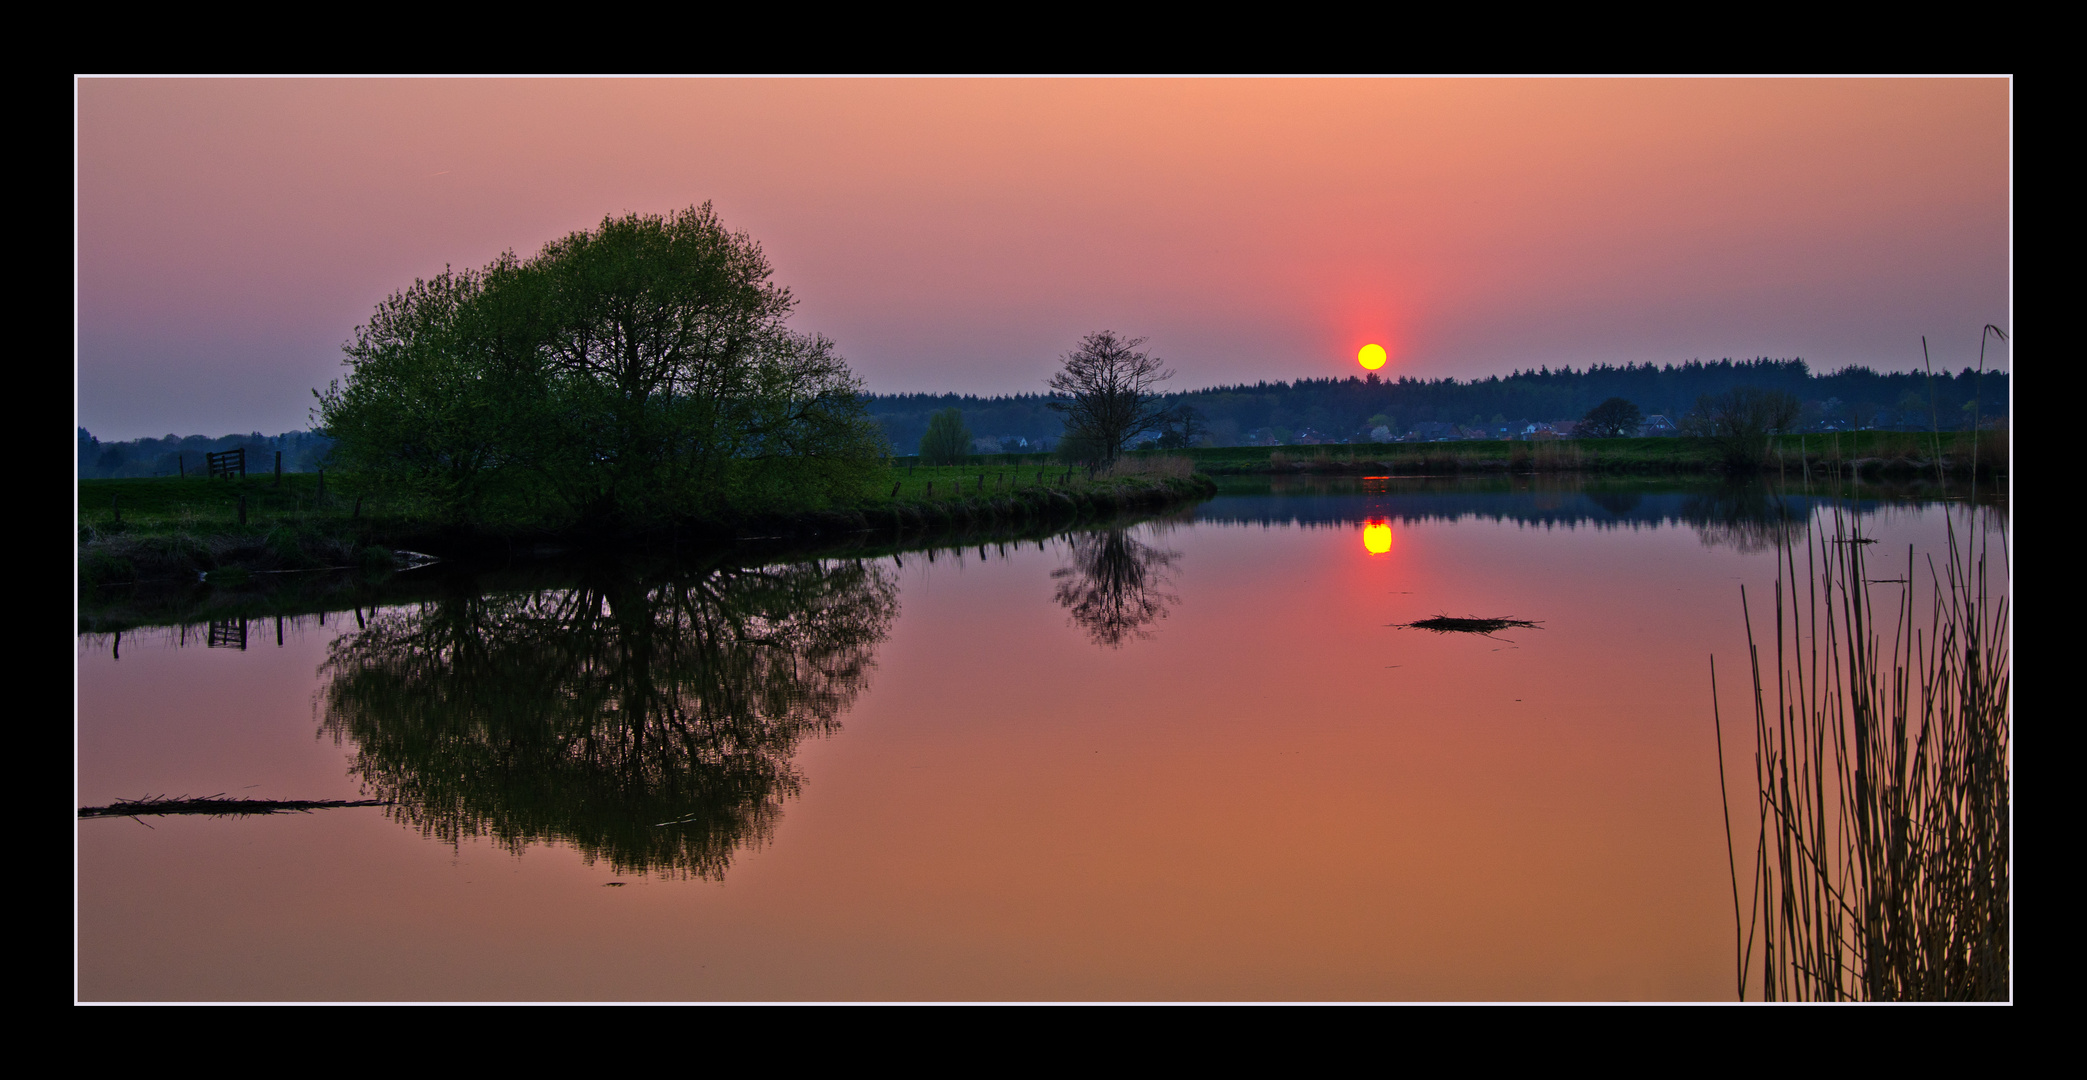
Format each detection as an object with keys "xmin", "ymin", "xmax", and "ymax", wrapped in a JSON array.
[
  {"xmin": 918, "ymin": 408, "xmax": 972, "ymax": 465},
  {"xmin": 1683, "ymin": 387, "xmax": 1803, "ymax": 470}
]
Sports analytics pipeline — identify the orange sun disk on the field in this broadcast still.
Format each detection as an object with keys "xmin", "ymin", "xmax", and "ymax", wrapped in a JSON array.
[{"xmin": 1358, "ymin": 343, "xmax": 1387, "ymax": 370}]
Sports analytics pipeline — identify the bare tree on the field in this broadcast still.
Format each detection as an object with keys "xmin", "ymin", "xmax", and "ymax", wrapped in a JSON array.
[
  {"xmin": 1681, "ymin": 386, "xmax": 1804, "ymax": 470},
  {"xmin": 1047, "ymin": 331, "xmax": 1175, "ymax": 471}
]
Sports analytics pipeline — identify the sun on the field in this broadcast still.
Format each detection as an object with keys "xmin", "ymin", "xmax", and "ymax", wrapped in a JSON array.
[{"xmin": 1358, "ymin": 343, "xmax": 1387, "ymax": 370}]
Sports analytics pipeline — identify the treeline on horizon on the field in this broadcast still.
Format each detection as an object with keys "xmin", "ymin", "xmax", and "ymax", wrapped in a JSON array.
[
  {"xmin": 77, "ymin": 358, "xmax": 2010, "ymax": 479},
  {"xmin": 78, "ymin": 428, "xmax": 335, "ymax": 480},
  {"xmin": 865, "ymin": 359, "xmax": 2009, "ymax": 451}
]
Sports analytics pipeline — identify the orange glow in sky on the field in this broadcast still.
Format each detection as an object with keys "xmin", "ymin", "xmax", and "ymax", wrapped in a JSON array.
[
  {"xmin": 74, "ymin": 78, "xmax": 2010, "ymax": 438},
  {"xmin": 1358, "ymin": 344, "xmax": 1388, "ymax": 370},
  {"xmin": 1363, "ymin": 519, "xmax": 1393, "ymax": 554}
]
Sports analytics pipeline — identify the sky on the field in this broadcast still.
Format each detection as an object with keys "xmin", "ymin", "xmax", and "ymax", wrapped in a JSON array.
[{"xmin": 75, "ymin": 78, "xmax": 2010, "ymax": 441}]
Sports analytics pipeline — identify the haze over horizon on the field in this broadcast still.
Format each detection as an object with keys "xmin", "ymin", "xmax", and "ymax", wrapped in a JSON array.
[{"xmin": 76, "ymin": 78, "xmax": 2010, "ymax": 441}]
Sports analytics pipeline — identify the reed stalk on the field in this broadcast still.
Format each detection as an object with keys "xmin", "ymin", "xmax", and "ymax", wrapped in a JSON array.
[{"xmin": 1717, "ymin": 496, "xmax": 2008, "ymax": 1000}]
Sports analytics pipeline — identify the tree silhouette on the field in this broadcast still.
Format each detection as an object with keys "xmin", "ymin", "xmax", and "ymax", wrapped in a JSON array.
[
  {"xmin": 1578, "ymin": 397, "xmax": 1644, "ymax": 439},
  {"xmin": 1682, "ymin": 387, "xmax": 1804, "ymax": 470},
  {"xmin": 1046, "ymin": 332, "xmax": 1175, "ymax": 470},
  {"xmin": 918, "ymin": 407, "xmax": 972, "ymax": 464}
]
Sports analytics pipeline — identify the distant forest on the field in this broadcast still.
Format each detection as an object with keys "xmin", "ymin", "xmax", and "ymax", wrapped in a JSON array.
[
  {"xmin": 76, "ymin": 358, "xmax": 2010, "ymax": 476},
  {"xmin": 77, "ymin": 428, "xmax": 335, "ymax": 479},
  {"xmin": 867, "ymin": 359, "xmax": 2009, "ymax": 451}
]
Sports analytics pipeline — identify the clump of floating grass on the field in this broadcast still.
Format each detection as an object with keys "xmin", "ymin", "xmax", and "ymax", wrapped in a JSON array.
[
  {"xmin": 1395, "ymin": 615, "xmax": 1542, "ymax": 636},
  {"xmin": 78, "ymin": 793, "xmax": 390, "ymax": 818},
  {"xmin": 1714, "ymin": 496, "xmax": 2008, "ymax": 1001}
]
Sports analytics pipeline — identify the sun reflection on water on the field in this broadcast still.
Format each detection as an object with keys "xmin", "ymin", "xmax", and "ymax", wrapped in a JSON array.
[{"xmin": 1363, "ymin": 518, "xmax": 1393, "ymax": 554}]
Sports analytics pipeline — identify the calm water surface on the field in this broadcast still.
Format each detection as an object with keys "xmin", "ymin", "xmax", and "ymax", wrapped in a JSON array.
[{"xmin": 76, "ymin": 478, "xmax": 1998, "ymax": 1000}]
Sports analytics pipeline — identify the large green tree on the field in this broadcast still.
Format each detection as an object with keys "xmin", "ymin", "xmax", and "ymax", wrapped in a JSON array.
[
  {"xmin": 315, "ymin": 256, "xmax": 549, "ymax": 521},
  {"xmin": 317, "ymin": 205, "xmax": 884, "ymax": 527}
]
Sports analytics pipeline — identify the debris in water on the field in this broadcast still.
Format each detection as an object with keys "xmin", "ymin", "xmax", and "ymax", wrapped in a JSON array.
[
  {"xmin": 78, "ymin": 794, "xmax": 391, "ymax": 818},
  {"xmin": 1393, "ymin": 615, "xmax": 1543, "ymax": 638}
]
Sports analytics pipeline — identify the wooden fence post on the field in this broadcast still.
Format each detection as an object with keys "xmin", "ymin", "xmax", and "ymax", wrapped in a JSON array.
[
  {"xmin": 274, "ymin": 450, "xmax": 282, "ymax": 485},
  {"xmin": 112, "ymin": 495, "xmax": 120, "ymax": 525},
  {"xmin": 237, "ymin": 494, "xmax": 247, "ymax": 526}
]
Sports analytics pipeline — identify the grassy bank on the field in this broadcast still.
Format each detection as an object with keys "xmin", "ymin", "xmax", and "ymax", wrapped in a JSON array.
[
  {"xmin": 1161, "ymin": 430, "xmax": 2006, "ymax": 478},
  {"xmin": 78, "ymin": 480, "xmax": 1208, "ymax": 636},
  {"xmin": 77, "ymin": 473, "xmax": 402, "ymax": 589},
  {"xmin": 77, "ymin": 458, "xmax": 1215, "ymax": 589}
]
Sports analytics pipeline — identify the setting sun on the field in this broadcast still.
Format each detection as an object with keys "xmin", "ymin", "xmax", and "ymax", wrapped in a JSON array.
[{"xmin": 1358, "ymin": 343, "xmax": 1387, "ymax": 370}]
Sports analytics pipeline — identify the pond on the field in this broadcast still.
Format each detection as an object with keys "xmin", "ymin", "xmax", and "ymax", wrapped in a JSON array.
[{"xmin": 75, "ymin": 476, "xmax": 2003, "ymax": 1000}]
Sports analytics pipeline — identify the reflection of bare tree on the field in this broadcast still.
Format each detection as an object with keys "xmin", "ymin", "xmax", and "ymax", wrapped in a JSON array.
[
  {"xmin": 1588, "ymin": 490, "xmax": 1643, "ymax": 518},
  {"xmin": 1685, "ymin": 485, "xmax": 1810, "ymax": 554},
  {"xmin": 1052, "ymin": 529, "xmax": 1181, "ymax": 647},
  {"xmin": 318, "ymin": 560, "xmax": 897, "ymax": 879}
]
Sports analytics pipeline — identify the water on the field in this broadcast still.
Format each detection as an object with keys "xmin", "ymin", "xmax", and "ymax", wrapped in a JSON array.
[{"xmin": 75, "ymin": 477, "xmax": 2002, "ymax": 1000}]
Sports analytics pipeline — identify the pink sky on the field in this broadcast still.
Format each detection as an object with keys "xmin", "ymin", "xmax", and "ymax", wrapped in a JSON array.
[{"xmin": 75, "ymin": 78, "xmax": 2009, "ymax": 440}]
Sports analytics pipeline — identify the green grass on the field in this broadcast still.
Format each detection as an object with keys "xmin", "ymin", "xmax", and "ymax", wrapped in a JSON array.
[
  {"xmin": 76, "ymin": 473, "xmax": 414, "ymax": 590},
  {"xmin": 858, "ymin": 460, "xmax": 1136, "ymax": 506},
  {"xmin": 78, "ymin": 472, "xmax": 394, "ymax": 536}
]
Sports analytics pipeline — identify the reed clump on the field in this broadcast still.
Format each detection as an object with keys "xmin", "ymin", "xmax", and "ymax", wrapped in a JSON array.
[{"xmin": 1716, "ymin": 501, "xmax": 2008, "ymax": 1000}]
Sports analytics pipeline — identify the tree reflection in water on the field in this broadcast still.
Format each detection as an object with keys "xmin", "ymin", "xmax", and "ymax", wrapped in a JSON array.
[
  {"xmin": 1683, "ymin": 484, "xmax": 1810, "ymax": 554},
  {"xmin": 1052, "ymin": 527, "xmax": 1181, "ymax": 647},
  {"xmin": 318, "ymin": 559, "xmax": 898, "ymax": 879}
]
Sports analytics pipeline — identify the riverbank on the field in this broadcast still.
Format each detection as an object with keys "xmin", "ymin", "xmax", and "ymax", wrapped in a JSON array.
[
  {"xmin": 76, "ymin": 463, "xmax": 1217, "ymax": 592},
  {"xmin": 1168, "ymin": 430, "xmax": 2006, "ymax": 478},
  {"xmin": 77, "ymin": 490, "xmax": 1209, "ymax": 635}
]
